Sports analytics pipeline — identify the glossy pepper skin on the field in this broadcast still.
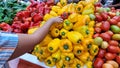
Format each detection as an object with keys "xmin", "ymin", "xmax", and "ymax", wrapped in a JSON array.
[
  {"xmin": 60, "ymin": 39, "xmax": 73, "ymax": 53},
  {"xmin": 73, "ymin": 44, "xmax": 85, "ymax": 56},
  {"xmin": 43, "ymin": 14, "xmax": 53, "ymax": 21},
  {"xmin": 50, "ymin": 28, "xmax": 60, "ymax": 38},
  {"xmin": 50, "ymin": 10, "xmax": 58, "ymax": 17},
  {"xmin": 45, "ymin": 56, "xmax": 55, "ymax": 67},
  {"xmin": 78, "ymin": 25, "xmax": 91, "ymax": 38},
  {"xmin": 67, "ymin": 31, "xmax": 84, "ymax": 44},
  {"xmin": 68, "ymin": 13, "xmax": 78, "ymax": 23},
  {"xmin": 63, "ymin": 19, "xmax": 73, "ymax": 30},
  {"xmin": 86, "ymin": 61, "xmax": 93, "ymax": 68},
  {"xmin": 39, "ymin": 34, "xmax": 52, "ymax": 47},
  {"xmin": 90, "ymin": 44, "xmax": 99, "ymax": 56},
  {"xmin": 52, "ymin": 50, "xmax": 61, "ymax": 62},
  {"xmin": 75, "ymin": 4, "xmax": 83, "ymax": 13},
  {"xmin": 70, "ymin": 58, "xmax": 84, "ymax": 68},
  {"xmin": 56, "ymin": 59, "xmax": 69, "ymax": 68},
  {"xmin": 61, "ymin": 52, "xmax": 74, "ymax": 64},
  {"xmin": 60, "ymin": 0, "xmax": 67, "ymax": 6},
  {"xmin": 51, "ymin": 6, "xmax": 61, "ymax": 13},
  {"xmin": 82, "ymin": 38, "xmax": 93, "ymax": 50},
  {"xmin": 77, "ymin": 52, "xmax": 90, "ymax": 63},
  {"xmin": 73, "ymin": 15, "xmax": 90, "ymax": 30},
  {"xmin": 82, "ymin": 3, "xmax": 94, "ymax": 15},
  {"xmin": 60, "ymin": 28, "xmax": 68, "ymax": 38},
  {"xmin": 48, "ymin": 38, "xmax": 61, "ymax": 53},
  {"xmin": 88, "ymin": 21, "xmax": 95, "ymax": 28}
]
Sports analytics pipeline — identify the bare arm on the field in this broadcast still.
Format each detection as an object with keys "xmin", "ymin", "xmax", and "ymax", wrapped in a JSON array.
[
  {"xmin": 108, "ymin": 3, "xmax": 120, "ymax": 7},
  {"xmin": 9, "ymin": 16, "xmax": 63, "ymax": 60}
]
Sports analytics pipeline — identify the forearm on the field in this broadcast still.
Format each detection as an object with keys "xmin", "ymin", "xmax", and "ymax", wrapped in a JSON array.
[{"xmin": 9, "ymin": 20, "xmax": 53, "ymax": 60}]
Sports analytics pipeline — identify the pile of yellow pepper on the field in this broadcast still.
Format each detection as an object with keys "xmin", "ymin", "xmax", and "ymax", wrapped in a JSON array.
[{"xmin": 28, "ymin": 0, "xmax": 98, "ymax": 68}]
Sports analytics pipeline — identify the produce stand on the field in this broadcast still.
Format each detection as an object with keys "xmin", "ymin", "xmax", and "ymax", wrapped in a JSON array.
[{"xmin": 0, "ymin": 0, "xmax": 120, "ymax": 68}]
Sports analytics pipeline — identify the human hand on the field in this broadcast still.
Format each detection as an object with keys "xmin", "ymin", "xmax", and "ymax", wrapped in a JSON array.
[{"xmin": 49, "ymin": 16, "xmax": 63, "ymax": 24}]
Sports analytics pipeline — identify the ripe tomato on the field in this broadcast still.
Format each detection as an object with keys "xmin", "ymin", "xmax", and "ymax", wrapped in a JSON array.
[
  {"xmin": 107, "ymin": 45, "xmax": 120, "ymax": 53},
  {"xmin": 105, "ymin": 31, "xmax": 113, "ymax": 37},
  {"xmin": 109, "ymin": 18, "xmax": 118, "ymax": 25},
  {"xmin": 97, "ymin": 49, "xmax": 106, "ymax": 58},
  {"xmin": 93, "ymin": 33, "xmax": 100, "ymax": 38},
  {"xmin": 101, "ymin": 21, "xmax": 110, "ymax": 31},
  {"xmin": 100, "ymin": 12, "xmax": 108, "ymax": 21},
  {"xmin": 108, "ymin": 40, "xmax": 119, "ymax": 46},
  {"xmin": 95, "ymin": 27, "xmax": 102, "ymax": 33},
  {"xmin": 116, "ymin": 55, "xmax": 120, "ymax": 64},
  {"xmin": 100, "ymin": 33, "xmax": 111, "ymax": 41},
  {"xmin": 95, "ymin": 13, "xmax": 103, "ymax": 22},
  {"xmin": 93, "ymin": 58, "xmax": 104, "ymax": 68},
  {"xmin": 105, "ymin": 52, "xmax": 116, "ymax": 60}
]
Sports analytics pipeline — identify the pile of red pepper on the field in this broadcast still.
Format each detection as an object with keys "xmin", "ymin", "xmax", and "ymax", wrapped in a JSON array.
[{"xmin": 0, "ymin": 0, "xmax": 54, "ymax": 33}]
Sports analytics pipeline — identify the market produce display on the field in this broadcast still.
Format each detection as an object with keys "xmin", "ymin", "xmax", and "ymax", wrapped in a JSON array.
[
  {"xmin": 93, "ymin": 3, "xmax": 120, "ymax": 68},
  {"xmin": 0, "ymin": 0, "xmax": 52, "ymax": 33},
  {"xmin": 0, "ymin": 0, "xmax": 120, "ymax": 68},
  {"xmin": 31, "ymin": 0, "xmax": 99, "ymax": 68}
]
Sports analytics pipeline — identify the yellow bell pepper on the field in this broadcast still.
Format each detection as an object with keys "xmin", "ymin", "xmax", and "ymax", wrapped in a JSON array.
[
  {"xmin": 82, "ymin": 8, "xmax": 94, "ymax": 15},
  {"xmin": 67, "ymin": 3, "xmax": 76, "ymax": 13},
  {"xmin": 88, "ymin": 27, "xmax": 94, "ymax": 39},
  {"xmin": 68, "ymin": 13, "xmax": 78, "ymax": 23},
  {"xmin": 70, "ymin": 58, "xmax": 84, "ymax": 68},
  {"xmin": 83, "ymin": 3, "xmax": 94, "ymax": 11},
  {"xmin": 56, "ymin": 60, "xmax": 69, "ymax": 68},
  {"xmin": 73, "ymin": 44, "xmax": 85, "ymax": 56},
  {"xmin": 86, "ymin": 61, "xmax": 93, "ymax": 68},
  {"xmin": 28, "ymin": 27, "xmax": 38, "ymax": 34},
  {"xmin": 43, "ymin": 14, "xmax": 53, "ymax": 21},
  {"xmin": 78, "ymin": 1, "xmax": 87, "ymax": 7},
  {"xmin": 73, "ymin": 15, "xmax": 90, "ymax": 30},
  {"xmin": 39, "ymin": 34, "xmax": 52, "ymax": 47},
  {"xmin": 52, "ymin": 6, "xmax": 61, "ymax": 13},
  {"xmin": 48, "ymin": 38, "xmax": 61, "ymax": 53},
  {"xmin": 61, "ymin": 52, "xmax": 74, "ymax": 64},
  {"xmin": 32, "ymin": 44, "xmax": 40, "ymax": 56},
  {"xmin": 82, "ymin": 3, "xmax": 94, "ymax": 15},
  {"xmin": 77, "ymin": 25, "xmax": 90, "ymax": 38},
  {"xmin": 88, "ymin": 21, "xmax": 95, "ymax": 28},
  {"xmin": 60, "ymin": 0, "xmax": 67, "ymax": 6},
  {"xmin": 60, "ymin": 28, "xmax": 68, "ymax": 38},
  {"xmin": 63, "ymin": 19, "xmax": 73, "ymax": 30},
  {"xmin": 75, "ymin": 4, "xmax": 83, "ymax": 13},
  {"xmin": 60, "ymin": 39, "xmax": 73, "ymax": 53},
  {"xmin": 38, "ymin": 47, "xmax": 51, "ymax": 59},
  {"xmin": 50, "ymin": 10, "xmax": 58, "ymax": 17},
  {"xmin": 50, "ymin": 23, "xmax": 63, "ymax": 31},
  {"xmin": 52, "ymin": 50, "xmax": 61, "ymax": 62},
  {"xmin": 77, "ymin": 52, "xmax": 90, "ymax": 63},
  {"xmin": 67, "ymin": 31, "xmax": 84, "ymax": 44},
  {"xmin": 90, "ymin": 55, "xmax": 95, "ymax": 61},
  {"xmin": 90, "ymin": 44, "xmax": 99, "ymax": 56},
  {"xmin": 57, "ymin": 2, "xmax": 63, "ymax": 8},
  {"xmin": 82, "ymin": 38, "xmax": 93, "ymax": 50},
  {"xmin": 50, "ymin": 28, "xmax": 60, "ymax": 38},
  {"xmin": 45, "ymin": 56, "xmax": 55, "ymax": 67},
  {"xmin": 57, "ymin": 5, "xmax": 68, "ymax": 15}
]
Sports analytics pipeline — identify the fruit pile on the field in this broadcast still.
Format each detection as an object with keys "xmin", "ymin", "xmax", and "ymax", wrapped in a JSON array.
[
  {"xmin": 0, "ymin": 0, "xmax": 52, "ymax": 33},
  {"xmin": 31, "ymin": 0, "xmax": 99, "ymax": 68},
  {"xmin": 93, "ymin": 3, "xmax": 120, "ymax": 68}
]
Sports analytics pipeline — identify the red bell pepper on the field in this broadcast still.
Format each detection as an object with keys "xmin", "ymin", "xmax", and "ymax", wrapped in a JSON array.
[
  {"xmin": 0, "ymin": 22, "xmax": 13, "ymax": 32},
  {"xmin": 33, "ymin": 13, "xmax": 43, "ymax": 23}
]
